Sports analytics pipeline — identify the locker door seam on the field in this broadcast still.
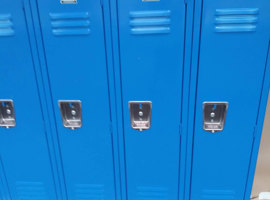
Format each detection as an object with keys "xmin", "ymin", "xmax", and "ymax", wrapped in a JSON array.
[
  {"xmin": 28, "ymin": 1, "xmax": 70, "ymax": 199},
  {"xmin": 111, "ymin": 0, "xmax": 129, "ymax": 199},
  {"xmin": 100, "ymin": 1, "xmax": 120, "ymax": 199},
  {"xmin": 22, "ymin": 1, "xmax": 62, "ymax": 199},
  {"xmin": 187, "ymin": 0, "xmax": 205, "ymax": 199},
  {"xmin": 180, "ymin": 0, "xmax": 196, "ymax": 198},
  {"xmin": 104, "ymin": 0, "xmax": 125, "ymax": 198},
  {"xmin": 178, "ymin": 3, "xmax": 188, "ymax": 200}
]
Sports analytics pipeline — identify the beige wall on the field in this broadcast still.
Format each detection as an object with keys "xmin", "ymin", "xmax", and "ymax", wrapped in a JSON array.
[{"xmin": 252, "ymin": 92, "xmax": 270, "ymax": 198}]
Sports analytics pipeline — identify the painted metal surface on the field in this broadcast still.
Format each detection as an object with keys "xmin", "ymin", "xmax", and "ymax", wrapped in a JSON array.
[
  {"xmin": 189, "ymin": 0, "xmax": 270, "ymax": 199},
  {"xmin": 35, "ymin": 0, "xmax": 116, "ymax": 199},
  {"xmin": 115, "ymin": 0, "xmax": 186, "ymax": 199},
  {"xmin": 0, "ymin": 1, "xmax": 57, "ymax": 199},
  {"xmin": 0, "ymin": 0, "xmax": 269, "ymax": 199}
]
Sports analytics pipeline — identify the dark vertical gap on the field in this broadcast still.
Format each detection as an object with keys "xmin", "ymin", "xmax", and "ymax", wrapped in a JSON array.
[
  {"xmin": 107, "ymin": 0, "xmax": 125, "ymax": 199},
  {"xmin": 23, "ymin": 2, "xmax": 58, "ymax": 198},
  {"xmin": 188, "ymin": 0, "xmax": 205, "ymax": 199},
  {"xmin": 22, "ymin": 2, "xmax": 60, "ymax": 200},
  {"xmin": 100, "ymin": 2, "xmax": 119, "ymax": 200},
  {"xmin": 113, "ymin": 0, "xmax": 129, "ymax": 199},
  {"xmin": 178, "ymin": 3, "xmax": 187, "ymax": 200},
  {"xmin": 183, "ymin": 0, "xmax": 196, "ymax": 198},
  {"xmin": 32, "ymin": 1, "xmax": 69, "ymax": 199}
]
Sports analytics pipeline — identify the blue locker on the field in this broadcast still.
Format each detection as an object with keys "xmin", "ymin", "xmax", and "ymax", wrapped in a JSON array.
[
  {"xmin": 188, "ymin": 0, "xmax": 270, "ymax": 199},
  {"xmin": 0, "ymin": 1, "xmax": 57, "ymax": 200},
  {"xmin": 34, "ymin": 0, "xmax": 117, "ymax": 199},
  {"xmin": 1, "ymin": 0, "xmax": 269, "ymax": 199},
  {"xmin": 115, "ymin": 0, "xmax": 186, "ymax": 199}
]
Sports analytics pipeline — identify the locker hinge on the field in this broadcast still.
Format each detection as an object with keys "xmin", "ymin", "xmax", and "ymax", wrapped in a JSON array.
[
  {"xmin": 179, "ymin": 123, "xmax": 183, "ymax": 136},
  {"xmin": 252, "ymin": 125, "xmax": 258, "ymax": 139}
]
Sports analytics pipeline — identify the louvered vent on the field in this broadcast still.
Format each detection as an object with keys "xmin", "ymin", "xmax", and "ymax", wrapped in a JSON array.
[
  {"xmin": 136, "ymin": 186, "xmax": 169, "ymax": 199},
  {"xmin": 215, "ymin": 8, "xmax": 259, "ymax": 33},
  {"xmin": 50, "ymin": 12, "xmax": 90, "ymax": 36},
  {"xmin": 202, "ymin": 189, "xmax": 235, "ymax": 199},
  {"xmin": 130, "ymin": 10, "xmax": 171, "ymax": 35},
  {"xmin": 0, "ymin": 14, "xmax": 14, "ymax": 37},
  {"xmin": 16, "ymin": 181, "xmax": 48, "ymax": 200},
  {"xmin": 75, "ymin": 184, "xmax": 105, "ymax": 200}
]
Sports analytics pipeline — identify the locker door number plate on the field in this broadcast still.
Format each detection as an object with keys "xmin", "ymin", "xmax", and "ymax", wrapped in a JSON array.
[
  {"xmin": 129, "ymin": 101, "xmax": 152, "ymax": 131},
  {"xmin": 203, "ymin": 102, "xmax": 228, "ymax": 133}
]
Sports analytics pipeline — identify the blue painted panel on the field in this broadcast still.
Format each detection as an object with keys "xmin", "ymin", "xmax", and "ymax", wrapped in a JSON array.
[
  {"xmin": 116, "ymin": 0, "xmax": 186, "ymax": 199},
  {"xmin": 190, "ymin": 0, "xmax": 270, "ymax": 199},
  {"xmin": 0, "ymin": 1, "xmax": 57, "ymax": 200},
  {"xmin": 35, "ymin": 1, "xmax": 116, "ymax": 199}
]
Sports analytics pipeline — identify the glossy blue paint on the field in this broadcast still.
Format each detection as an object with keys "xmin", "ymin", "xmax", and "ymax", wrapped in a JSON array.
[
  {"xmin": 115, "ymin": 0, "xmax": 186, "ymax": 199},
  {"xmin": 0, "ymin": 1, "xmax": 57, "ymax": 200},
  {"xmin": 1, "ymin": 0, "xmax": 269, "ymax": 199},
  {"xmin": 188, "ymin": 0, "xmax": 270, "ymax": 200},
  {"xmin": 34, "ymin": 0, "xmax": 116, "ymax": 199}
]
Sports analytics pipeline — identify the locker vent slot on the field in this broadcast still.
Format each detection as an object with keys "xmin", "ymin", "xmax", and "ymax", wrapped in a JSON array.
[
  {"xmin": 50, "ymin": 12, "xmax": 90, "ymax": 36},
  {"xmin": 202, "ymin": 189, "xmax": 235, "ymax": 199},
  {"xmin": 129, "ymin": 10, "xmax": 171, "ymax": 35},
  {"xmin": 0, "ymin": 14, "xmax": 14, "ymax": 37},
  {"xmin": 75, "ymin": 184, "xmax": 104, "ymax": 200},
  {"xmin": 215, "ymin": 8, "xmax": 259, "ymax": 33},
  {"xmin": 16, "ymin": 181, "xmax": 48, "ymax": 200},
  {"xmin": 136, "ymin": 186, "xmax": 168, "ymax": 199}
]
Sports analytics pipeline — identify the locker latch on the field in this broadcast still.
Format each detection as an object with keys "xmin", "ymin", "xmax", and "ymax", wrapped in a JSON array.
[
  {"xmin": 59, "ymin": 100, "xmax": 82, "ymax": 129},
  {"xmin": 203, "ymin": 102, "xmax": 228, "ymax": 133},
  {"xmin": 0, "ymin": 100, "xmax": 16, "ymax": 128},
  {"xmin": 129, "ymin": 101, "xmax": 152, "ymax": 131}
]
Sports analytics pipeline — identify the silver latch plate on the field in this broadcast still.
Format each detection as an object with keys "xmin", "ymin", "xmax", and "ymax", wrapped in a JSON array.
[
  {"xmin": 203, "ymin": 102, "xmax": 228, "ymax": 133},
  {"xmin": 59, "ymin": 100, "xmax": 82, "ymax": 129},
  {"xmin": 0, "ymin": 100, "xmax": 16, "ymax": 128},
  {"xmin": 129, "ymin": 101, "xmax": 152, "ymax": 131}
]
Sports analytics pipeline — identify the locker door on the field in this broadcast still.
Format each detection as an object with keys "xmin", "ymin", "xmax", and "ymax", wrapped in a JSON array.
[
  {"xmin": 190, "ymin": 0, "xmax": 270, "ymax": 199},
  {"xmin": 35, "ymin": 1, "xmax": 116, "ymax": 199},
  {"xmin": 0, "ymin": 1, "xmax": 57, "ymax": 200},
  {"xmin": 116, "ymin": 0, "xmax": 186, "ymax": 199}
]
